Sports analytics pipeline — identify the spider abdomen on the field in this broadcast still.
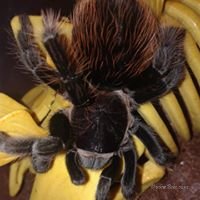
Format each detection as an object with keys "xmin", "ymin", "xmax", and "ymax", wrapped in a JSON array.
[{"xmin": 69, "ymin": 0, "xmax": 159, "ymax": 90}]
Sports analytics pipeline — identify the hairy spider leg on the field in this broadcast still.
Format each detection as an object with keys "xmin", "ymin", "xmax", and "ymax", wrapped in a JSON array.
[
  {"xmin": 0, "ymin": 132, "xmax": 34, "ymax": 155},
  {"xmin": 42, "ymin": 12, "xmax": 93, "ymax": 107},
  {"xmin": 49, "ymin": 111, "xmax": 71, "ymax": 145},
  {"xmin": 17, "ymin": 15, "xmax": 62, "ymax": 91},
  {"xmin": 65, "ymin": 150, "xmax": 86, "ymax": 185},
  {"xmin": 31, "ymin": 136, "xmax": 62, "ymax": 172},
  {"xmin": 49, "ymin": 110, "xmax": 84, "ymax": 181},
  {"xmin": 126, "ymin": 27, "xmax": 185, "ymax": 104},
  {"xmin": 96, "ymin": 155, "xmax": 120, "ymax": 200},
  {"xmin": 42, "ymin": 13, "xmax": 71, "ymax": 79},
  {"xmin": 132, "ymin": 113, "xmax": 174, "ymax": 165},
  {"xmin": 31, "ymin": 106, "xmax": 73, "ymax": 173},
  {"xmin": 121, "ymin": 143, "xmax": 137, "ymax": 199},
  {"xmin": 152, "ymin": 27, "xmax": 185, "ymax": 75},
  {"xmin": 95, "ymin": 127, "xmax": 137, "ymax": 200},
  {"xmin": 151, "ymin": 27, "xmax": 185, "ymax": 93},
  {"xmin": 0, "ymin": 132, "xmax": 62, "ymax": 172}
]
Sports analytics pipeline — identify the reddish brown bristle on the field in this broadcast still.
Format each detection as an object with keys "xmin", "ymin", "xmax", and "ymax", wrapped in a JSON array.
[{"xmin": 69, "ymin": 0, "xmax": 159, "ymax": 89}]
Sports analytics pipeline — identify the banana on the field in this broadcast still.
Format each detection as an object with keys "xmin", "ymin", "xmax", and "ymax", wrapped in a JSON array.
[
  {"xmin": 0, "ymin": 93, "xmax": 47, "ymax": 165},
  {"xmin": 11, "ymin": 16, "xmax": 72, "ymax": 70},
  {"xmin": 0, "ymin": 153, "xmax": 18, "ymax": 167},
  {"xmin": 132, "ymin": 135, "xmax": 145, "ymax": 158},
  {"xmin": 22, "ymin": 84, "xmax": 71, "ymax": 124},
  {"xmin": 0, "ymin": 109, "xmax": 47, "ymax": 165},
  {"xmin": 160, "ymin": 13, "xmax": 182, "ymax": 27},
  {"xmin": 159, "ymin": 91, "xmax": 191, "ymax": 141},
  {"xmin": 178, "ymin": 0, "xmax": 200, "ymax": 16},
  {"xmin": 143, "ymin": 0, "xmax": 165, "ymax": 17},
  {"xmin": 0, "ymin": 110, "xmax": 47, "ymax": 137},
  {"xmin": 0, "ymin": 93, "xmax": 27, "ymax": 118},
  {"xmin": 160, "ymin": 13, "xmax": 200, "ymax": 136},
  {"xmin": 164, "ymin": 1, "xmax": 200, "ymax": 47},
  {"xmin": 184, "ymin": 33, "xmax": 200, "ymax": 86},
  {"xmin": 30, "ymin": 154, "xmax": 165, "ymax": 200},
  {"xmin": 139, "ymin": 160, "xmax": 165, "ymax": 192},
  {"xmin": 178, "ymin": 70, "xmax": 200, "ymax": 133},
  {"xmin": 22, "ymin": 85, "xmax": 57, "ymax": 122},
  {"xmin": 9, "ymin": 158, "xmax": 32, "ymax": 197},
  {"xmin": 138, "ymin": 102, "xmax": 178, "ymax": 155},
  {"xmin": 30, "ymin": 154, "xmax": 103, "ymax": 200}
]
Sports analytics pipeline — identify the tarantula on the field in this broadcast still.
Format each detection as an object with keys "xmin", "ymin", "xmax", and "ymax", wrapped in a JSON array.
[{"xmin": 0, "ymin": 0, "xmax": 185, "ymax": 199}]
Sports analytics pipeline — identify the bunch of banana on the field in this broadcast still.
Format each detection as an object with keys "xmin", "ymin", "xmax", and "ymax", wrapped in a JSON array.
[{"xmin": 0, "ymin": 0, "xmax": 200, "ymax": 199}]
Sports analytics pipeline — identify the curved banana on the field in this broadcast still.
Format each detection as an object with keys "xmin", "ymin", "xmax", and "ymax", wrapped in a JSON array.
[
  {"xmin": 160, "ymin": 13, "xmax": 182, "ymax": 27},
  {"xmin": 179, "ymin": 70, "xmax": 200, "ymax": 133},
  {"xmin": 0, "ymin": 110, "xmax": 47, "ymax": 137},
  {"xmin": 143, "ymin": 0, "xmax": 165, "ymax": 17},
  {"xmin": 0, "ymin": 93, "xmax": 27, "ymax": 117},
  {"xmin": 139, "ymin": 160, "xmax": 165, "ymax": 192},
  {"xmin": 138, "ymin": 102, "xmax": 178, "ymax": 155},
  {"xmin": 9, "ymin": 158, "xmax": 32, "ymax": 197},
  {"xmin": 184, "ymin": 33, "xmax": 200, "ymax": 86},
  {"xmin": 178, "ymin": 0, "xmax": 200, "ymax": 16},
  {"xmin": 0, "ymin": 93, "xmax": 47, "ymax": 166},
  {"xmin": 30, "ymin": 154, "xmax": 165, "ymax": 200},
  {"xmin": 0, "ymin": 153, "xmax": 18, "ymax": 167},
  {"xmin": 159, "ymin": 91, "xmax": 191, "ymax": 141},
  {"xmin": 22, "ymin": 84, "xmax": 71, "ymax": 126},
  {"xmin": 164, "ymin": 1, "xmax": 200, "ymax": 47},
  {"xmin": 30, "ymin": 154, "xmax": 102, "ymax": 200}
]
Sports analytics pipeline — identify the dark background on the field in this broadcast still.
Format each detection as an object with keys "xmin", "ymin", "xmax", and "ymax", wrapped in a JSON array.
[{"xmin": 0, "ymin": 0, "xmax": 199, "ymax": 200}]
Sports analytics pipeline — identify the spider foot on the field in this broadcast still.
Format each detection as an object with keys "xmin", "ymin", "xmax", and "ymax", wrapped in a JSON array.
[
  {"xmin": 121, "ymin": 146, "xmax": 137, "ymax": 199},
  {"xmin": 66, "ymin": 150, "xmax": 86, "ymax": 185},
  {"xmin": 96, "ymin": 155, "xmax": 120, "ymax": 200},
  {"xmin": 31, "ymin": 136, "xmax": 63, "ymax": 173}
]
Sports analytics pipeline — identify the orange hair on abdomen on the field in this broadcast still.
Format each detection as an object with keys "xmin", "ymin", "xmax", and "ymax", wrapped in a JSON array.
[{"xmin": 69, "ymin": 0, "xmax": 159, "ymax": 89}]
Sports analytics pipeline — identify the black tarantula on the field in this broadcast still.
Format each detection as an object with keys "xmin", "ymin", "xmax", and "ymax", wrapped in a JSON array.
[{"xmin": 0, "ymin": 0, "xmax": 185, "ymax": 199}]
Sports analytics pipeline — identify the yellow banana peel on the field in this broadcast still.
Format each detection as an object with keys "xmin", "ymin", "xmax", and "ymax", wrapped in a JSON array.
[
  {"xmin": 138, "ymin": 102, "xmax": 178, "ymax": 155},
  {"xmin": 0, "ymin": 93, "xmax": 27, "ymax": 118},
  {"xmin": 179, "ymin": 70, "xmax": 200, "ymax": 133},
  {"xmin": 9, "ymin": 158, "xmax": 33, "ymax": 197},
  {"xmin": 143, "ymin": 0, "xmax": 165, "ymax": 17},
  {"xmin": 159, "ymin": 92, "xmax": 191, "ymax": 141},
  {"xmin": 0, "ymin": 93, "xmax": 47, "ymax": 166},
  {"xmin": 0, "ymin": 153, "xmax": 18, "ymax": 167},
  {"xmin": 160, "ymin": 13, "xmax": 182, "ymax": 27},
  {"xmin": 184, "ymin": 33, "xmax": 200, "ymax": 86},
  {"xmin": 132, "ymin": 135, "xmax": 145, "ymax": 158},
  {"xmin": 139, "ymin": 160, "xmax": 165, "ymax": 192},
  {"xmin": 178, "ymin": 0, "xmax": 200, "ymax": 16},
  {"xmin": 0, "ymin": 0, "xmax": 199, "ymax": 200},
  {"xmin": 30, "ymin": 154, "xmax": 165, "ymax": 200},
  {"xmin": 164, "ymin": 1, "xmax": 200, "ymax": 47},
  {"xmin": 21, "ymin": 84, "xmax": 71, "ymax": 127},
  {"xmin": 0, "ymin": 110, "xmax": 47, "ymax": 137},
  {"xmin": 30, "ymin": 154, "xmax": 102, "ymax": 200}
]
